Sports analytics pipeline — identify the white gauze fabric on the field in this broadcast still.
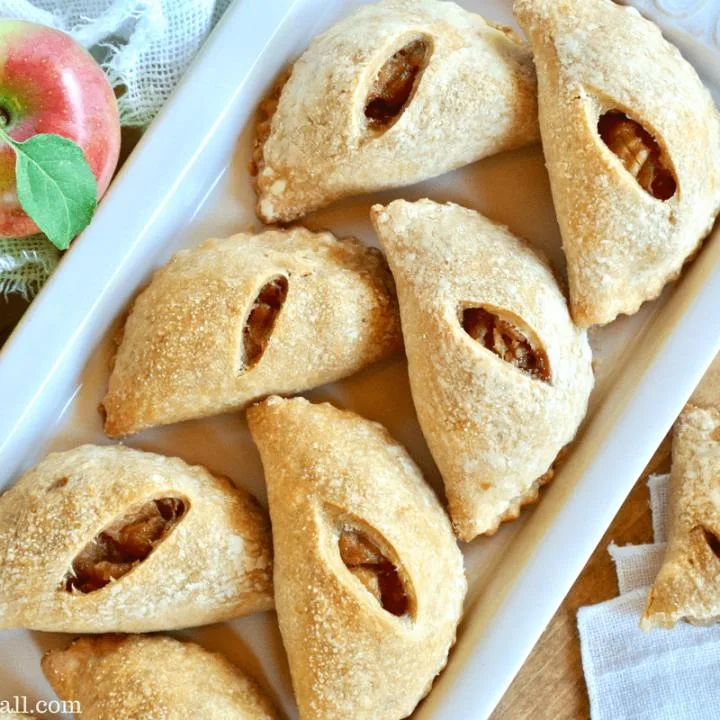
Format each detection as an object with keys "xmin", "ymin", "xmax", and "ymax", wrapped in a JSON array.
[
  {"xmin": 0, "ymin": 0, "xmax": 231, "ymax": 126},
  {"xmin": 0, "ymin": 0, "xmax": 231, "ymax": 296}
]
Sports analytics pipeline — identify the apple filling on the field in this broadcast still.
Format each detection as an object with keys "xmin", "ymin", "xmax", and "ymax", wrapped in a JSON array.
[
  {"xmin": 701, "ymin": 527, "xmax": 720, "ymax": 561},
  {"xmin": 598, "ymin": 111, "xmax": 676, "ymax": 200},
  {"xmin": 365, "ymin": 37, "xmax": 431, "ymax": 130},
  {"xmin": 242, "ymin": 276, "xmax": 288, "ymax": 369},
  {"xmin": 64, "ymin": 497, "xmax": 187, "ymax": 594},
  {"xmin": 339, "ymin": 528, "xmax": 409, "ymax": 616},
  {"xmin": 462, "ymin": 306, "xmax": 550, "ymax": 382},
  {"xmin": 250, "ymin": 68, "xmax": 291, "ymax": 178}
]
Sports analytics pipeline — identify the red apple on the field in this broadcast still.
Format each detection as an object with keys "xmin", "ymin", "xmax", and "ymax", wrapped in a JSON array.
[{"xmin": 0, "ymin": 20, "xmax": 121, "ymax": 237}]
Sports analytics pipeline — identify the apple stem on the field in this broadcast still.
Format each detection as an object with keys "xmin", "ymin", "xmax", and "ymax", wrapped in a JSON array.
[{"xmin": 0, "ymin": 106, "xmax": 8, "ymax": 128}]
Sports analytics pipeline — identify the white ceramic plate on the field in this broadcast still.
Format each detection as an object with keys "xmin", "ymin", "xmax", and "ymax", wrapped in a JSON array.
[{"xmin": 1, "ymin": 1, "xmax": 719, "ymax": 718}]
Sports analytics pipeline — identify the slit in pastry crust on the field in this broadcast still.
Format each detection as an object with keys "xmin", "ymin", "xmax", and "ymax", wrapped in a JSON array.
[
  {"xmin": 364, "ymin": 36, "xmax": 432, "ymax": 132},
  {"xmin": 598, "ymin": 111, "xmax": 676, "ymax": 200},
  {"xmin": 339, "ymin": 524, "xmax": 411, "ymax": 618},
  {"xmin": 461, "ymin": 305, "xmax": 551, "ymax": 383},
  {"xmin": 701, "ymin": 526, "xmax": 720, "ymax": 561},
  {"xmin": 242, "ymin": 276, "xmax": 288, "ymax": 370},
  {"xmin": 64, "ymin": 496, "xmax": 187, "ymax": 594}
]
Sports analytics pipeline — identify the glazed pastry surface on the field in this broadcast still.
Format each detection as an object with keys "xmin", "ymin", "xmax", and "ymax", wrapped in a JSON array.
[
  {"xmin": 42, "ymin": 635, "xmax": 279, "ymax": 720},
  {"xmin": 515, "ymin": 0, "xmax": 720, "ymax": 326},
  {"xmin": 253, "ymin": 0, "xmax": 539, "ymax": 223},
  {"xmin": 0, "ymin": 444, "xmax": 273, "ymax": 633},
  {"xmin": 372, "ymin": 198, "xmax": 593, "ymax": 540},
  {"xmin": 103, "ymin": 227, "xmax": 401, "ymax": 436},
  {"xmin": 248, "ymin": 396, "xmax": 466, "ymax": 720}
]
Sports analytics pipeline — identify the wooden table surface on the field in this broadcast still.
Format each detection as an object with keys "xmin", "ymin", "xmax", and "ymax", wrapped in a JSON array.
[{"xmin": 490, "ymin": 433, "xmax": 672, "ymax": 720}]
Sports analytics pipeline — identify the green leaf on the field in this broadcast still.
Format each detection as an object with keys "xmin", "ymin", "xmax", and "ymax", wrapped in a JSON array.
[{"xmin": 2, "ymin": 131, "xmax": 97, "ymax": 251}]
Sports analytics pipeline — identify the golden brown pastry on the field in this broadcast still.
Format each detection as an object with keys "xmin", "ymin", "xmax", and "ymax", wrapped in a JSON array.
[
  {"xmin": 642, "ymin": 405, "xmax": 720, "ymax": 629},
  {"xmin": 248, "ymin": 396, "xmax": 466, "ymax": 720},
  {"xmin": 252, "ymin": 0, "xmax": 539, "ymax": 224},
  {"xmin": 0, "ymin": 444, "xmax": 272, "ymax": 633},
  {"xmin": 42, "ymin": 634, "xmax": 279, "ymax": 720},
  {"xmin": 103, "ymin": 227, "xmax": 400, "ymax": 437},
  {"xmin": 514, "ymin": 0, "xmax": 720, "ymax": 327},
  {"xmin": 371, "ymin": 199, "xmax": 593, "ymax": 541}
]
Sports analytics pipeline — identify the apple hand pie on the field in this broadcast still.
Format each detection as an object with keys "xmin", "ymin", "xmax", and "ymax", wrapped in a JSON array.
[
  {"xmin": 247, "ymin": 396, "xmax": 466, "ymax": 720},
  {"xmin": 642, "ymin": 405, "xmax": 720, "ymax": 629},
  {"xmin": 102, "ymin": 227, "xmax": 401, "ymax": 437},
  {"xmin": 0, "ymin": 444, "xmax": 273, "ymax": 633},
  {"xmin": 371, "ymin": 199, "xmax": 593, "ymax": 541},
  {"xmin": 514, "ymin": 0, "xmax": 720, "ymax": 327},
  {"xmin": 42, "ymin": 635, "xmax": 279, "ymax": 720},
  {"xmin": 252, "ymin": 0, "xmax": 539, "ymax": 224}
]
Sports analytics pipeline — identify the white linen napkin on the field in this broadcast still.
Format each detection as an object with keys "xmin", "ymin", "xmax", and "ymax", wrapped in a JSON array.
[{"xmin": 577, "ymin": 474, "xmax": 720, "ymax": 720}]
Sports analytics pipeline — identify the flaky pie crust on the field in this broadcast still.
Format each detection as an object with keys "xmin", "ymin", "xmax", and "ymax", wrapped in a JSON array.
[
  {"xmin": 0, "ymin": 444, "xmax": 273, "ymax": 633},
  {"xmin": 42, "ymin": 635, "xmax": 279, "ymax": 720},
  {"xmin": 248, "ymin": 396, "xmax": 466, "ymax": 720},
  {"xmin": 253, "ymin": 0, "xmax": 539, "ymax": 223},
  {"xmin": 371, "ymin": 199, "xmax": 593, "ymax": 541},
  {"xmin": 642, "ymin": 405, "xmax": 720, "ymax": 629},
  {"xmin": 103, "ymin": 227, "xmax": 401, "ymax": 437},
  {"xmin": 515, "ymin": 0, "xmax": 720, "ymax": 327}
]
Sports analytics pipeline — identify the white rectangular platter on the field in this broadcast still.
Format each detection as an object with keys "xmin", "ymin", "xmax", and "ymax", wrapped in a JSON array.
[{"xmin": 1, "ymin": 1, "xmax": 720, "ymax": 718}]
